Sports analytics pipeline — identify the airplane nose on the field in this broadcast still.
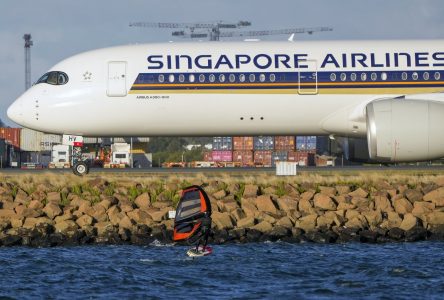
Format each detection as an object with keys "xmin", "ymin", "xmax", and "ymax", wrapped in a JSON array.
[{"xmin": 7, "ymin": 99, "xmax": 23, "ymax": 125}]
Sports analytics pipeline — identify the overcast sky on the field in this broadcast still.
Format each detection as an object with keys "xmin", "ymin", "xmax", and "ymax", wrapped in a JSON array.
[{"xmin": 1, "ymin": 0, "xmax": 444, "ymax": 126}]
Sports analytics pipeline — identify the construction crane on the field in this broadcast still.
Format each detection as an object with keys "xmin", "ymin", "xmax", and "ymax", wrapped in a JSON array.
[
  {"xmin": 23, "ymin": 34, "xmax": 33, "ymax": 90},
  {"xmin": 130, "ymin": 21, "xmax": 332, "ymax": 41},
  {"xmin": 130, "ymin": 21, "xmax": 251, "ymax": 41}
]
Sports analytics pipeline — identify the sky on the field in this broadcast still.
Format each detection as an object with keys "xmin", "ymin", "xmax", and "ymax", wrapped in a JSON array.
[{"xmin": 1, "ymin": 0, "xmax": 444, "ymax": 126}]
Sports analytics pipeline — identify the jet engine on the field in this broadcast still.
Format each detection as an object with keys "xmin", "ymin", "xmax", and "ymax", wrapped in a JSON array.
[{"xmin": 366, "ymin": 98, "xmax": 444, "ymax": 162}]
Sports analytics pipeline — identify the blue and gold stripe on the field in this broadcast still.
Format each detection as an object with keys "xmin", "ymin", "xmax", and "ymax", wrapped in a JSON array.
[{"xmin": 129, "ymin": 70, "xmax": 444, "ymax": 95}]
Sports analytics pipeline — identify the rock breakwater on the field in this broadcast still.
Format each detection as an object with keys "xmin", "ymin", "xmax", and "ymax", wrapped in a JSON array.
[{"xmin": 2, "ymin": 176, "xmax": 444, "ymax": 246}]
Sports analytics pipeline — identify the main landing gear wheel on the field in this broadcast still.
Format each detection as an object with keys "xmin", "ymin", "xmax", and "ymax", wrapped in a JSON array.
[{"xmin": 72, "ymin": 161, "xmax": 89, "ymax": 176}]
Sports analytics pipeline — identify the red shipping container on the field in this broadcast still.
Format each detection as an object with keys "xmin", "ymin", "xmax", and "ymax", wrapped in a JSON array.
[
  {"xmin": 233, "ymin": 150, "xmax": 254, "ymax": 166},
  {"xmin": 203, "ymin": 151, "xmax": 213, "ymax": 162},
  {"xmin": 274, "ymin": 136, "xmax": 295, "ymax": 150},
  {"xmin": 211, "ymin": 150, "xmax": 233, "ymax": 162},
  {"xmin": 288, "ymin": 151, "xmax": 315, "ymax": 166},
  {"xmin": 254, "ymin": 150, "xmax": 272, "ymax": 167},
  {"xmin": 0, "ymin": 128, "xmax": 20, "ymax": 149},
  {"xmin": 233, "ymin": 137, "xmax": 254, "ymax": 151}
]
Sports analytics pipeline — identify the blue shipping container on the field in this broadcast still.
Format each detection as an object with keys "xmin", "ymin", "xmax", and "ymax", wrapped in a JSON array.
[
  {"xmin": 253, "ymin": 136, "xmax": 274, "ymax": 150},
  {"xmin": 212, "ymin": 137, "xmax": 233, "ymax": 151}
]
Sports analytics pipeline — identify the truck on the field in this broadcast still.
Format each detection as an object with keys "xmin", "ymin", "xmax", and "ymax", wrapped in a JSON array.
[
  {"xmin": 104, "ymin": 143, "xmax": 130, "ymax": 168},
  {"xmin": 48, "ymin": 144, "xmax": 71, "ymax": 169}
]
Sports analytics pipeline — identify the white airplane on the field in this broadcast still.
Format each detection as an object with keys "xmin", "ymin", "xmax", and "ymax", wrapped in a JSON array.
[{"xmin": 7, "ymin": 40, "xmax": 444, "ymax": 173}]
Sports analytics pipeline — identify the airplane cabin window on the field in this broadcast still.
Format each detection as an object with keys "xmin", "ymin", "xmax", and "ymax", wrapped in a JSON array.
[
  {"xmin": 158, "ymin": 74, "xmax": 164, "ymax": 83},
  {"xmin": 189, "ymin": 74, "xmax": 195, "ymax": 83},
  {"xmin": 402, "ymin": 72, "xmax": 408, "ymax": 80},
  {"xmin": 209, "ymin": 74, "xmax": 215, "ymax": 82},
  {"xmin": 423, "ymin": 72, "xmax": 430, "ymax": 80},
  {"xmin": 434, "ymin": 72, "xmax": 441, "ymax": 80},
  {"xmin": 168, "ymin": 74, "xmax": 175, "ymax": 83},
  {"xmin": 412, "ymin": 72, "xmax": 419, "ymax": 81},
  {"xmin": 330, "ymin": 73, "xmax": 336, "ymax": 81},
  {"xmin": 381, "ymin": 72, "xmax": 388, "ymax": 81},
  {"xmin": 249, "ymin": 74, "xmax": 256, "ymax": 82},
  {"xmin": 340, "ymin": 73, "xmax": 346, "ymax": 81},
  {"xmin": 179, "ymin": 74, "xmax": 185, "ymax": 83},
  {"xmin": 229, "ymin": 74, "xmax": 236, "ymax": 82},
  {"xmin": 199, "ymin": 74, "xmax": 205, "ymax": 82},
  {"xmin": 270, "ymin": 74, "xmax": 276, "ymax": 82},
  {"xmin": 361, "ymin": 73, "xmax": 367, "ymax": 81},
  {"xmin": 219, "ymin": 74, "xmax": 226, "ymax": 82},
  {"xmin": 371, "ymin": 73, "xmax": 377, "ymax": 81},
  {"xmin": 239, "ymin": 74, "xmax": 246, "ymax": 82},
  {"xmin": 259, "ymin": 74, "xmax": 266, "ymax": 82},
  {"xmin": 350, "ymin": 73, "xmax": 357, "ymax": 81}
]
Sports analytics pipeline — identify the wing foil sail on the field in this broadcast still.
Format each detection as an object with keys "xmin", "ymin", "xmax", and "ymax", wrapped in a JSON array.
[{"xmin": 173, "ymin": 186, "xmax": 211, "ymax": 242}]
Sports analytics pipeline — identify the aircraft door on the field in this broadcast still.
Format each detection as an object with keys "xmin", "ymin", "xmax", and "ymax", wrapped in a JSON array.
[
  {"xmin": 298, "ymin": 60, "xmax": 318, "ymax": 95},
  {"xmin": 107, "ymin": 61, "xmax": 127, "ymax": 97}
]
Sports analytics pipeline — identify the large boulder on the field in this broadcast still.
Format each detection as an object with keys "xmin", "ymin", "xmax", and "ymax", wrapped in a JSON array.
[
  {"xmin": 28, "ymin": 200, "xmax": 44, "ymax": 210},
  {"xmin": 348, "ymin": 187, "xmax": 368, "ymax": 198},
  {"xmin": 335, "ymin": 186, "xmax": 351, "ymax": 195},
  {"xmin": 400, "ymin": 213, "xmax": 419, "ymax": 231},
  {"xmin": 255, "ymin": 195, "xmax": 277, "ymax": 214},
  {"xmin": 54, "ymin": 220, "xmax": 78, "ymax": 233},
  {"xmin": 425, "ymin": 211, "xmax": 444, "ymax": 225},
  {"xmin": 134, "ymin": 193, "xmax": 150, "ymax": 209},
  {"xmin": 46, "ymin": 192, "xmax": 61, "ymax": 204},
  {"xmin": 345, "ymin": 215, "xmax": 368, "ymax": 229},
  {"xmin": 319, "ymin": 186, "xmax": 336, "ymax": 197},
  {"xmin": 127, "ymin": 209, "xmax": 152, "ymax": 225},
  {"xmin": 43, "ymin": 203, "xmax": 63, "ymax": 220},
  {"xmin": 276, "ymin": 196, "xmax": 298, "ymax": 212},
  {"xmin": 14, "ymin": 189, "xmax": 28, "ymax": 204},
  {"xmin": 412, "ymin": 201, "xmax": 435, "ymax": 217},
  {"xmin": 374, "ymin": 195, "xmax": 393, "ymax": 212},
  {"xmin": 76, "ymin": 214, "xmax": 94, "ymax": 227},
  {"xmin": 212, "ymin": 212, "xmax": 233, "ymax": 230},
  {"xmin": 236, "ymin": 216, "xmax": 255, "ymax": 228},
  {"xmin": 295, "ymin": 214, "xmax": 317, "ymax": 232},
  {"xmin": 404, "ymin": 189, "xmax": 423, "ymax": 203},
  {"xmin": 313, "ymin": 194, "xmax": 337, "ymax": 211},
  {"xmin": 217, "ymin": 200, "xmax": 239, "ymax": 213},
  {"xmin": 393, "ymin": 198, "xmax": 413, "ymax": 215},
  {"xmin": 243, "ymin": 185, "xmax": 259, "ymax": 198},
  {"xmin": 23, "ymin": 217, "xmax": 53, "ymax": 229},
  {"xmin": 362, "ymin": 210, "xmax": 382, "ymax": 228},
  {"xmin": 94, "ymin": 222, "xmax": 114, "ymax": 236},
  {"xmin": 276, "ymin": 216, "xmax": 293, "ymax": 229},
  {"xmin": 298, "ymin": 198, "xmax": 314, "ymax": 214},
  {"xmin": 423, "ymin": 187, "xmax": 444, "ymax": 204},
  {"xmin": 251, "ymin": 221, "xmax": 273, "ymax": 233},
  {"xmin": 119, "ymin": 215, "xmax": 135, "ymax": 230},
  {"xmin": 0, "ymin": 209, "xmax": 17, "ymax": 220},
  {"xmin": 212, "ymin": 189, "xmax": 227, "ymax": 200}
]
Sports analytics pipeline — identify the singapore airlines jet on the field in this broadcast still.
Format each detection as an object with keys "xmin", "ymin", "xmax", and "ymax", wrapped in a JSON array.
[{"xmin": 7, "ymin": 40, "xmax": 444, "ymax": 170}]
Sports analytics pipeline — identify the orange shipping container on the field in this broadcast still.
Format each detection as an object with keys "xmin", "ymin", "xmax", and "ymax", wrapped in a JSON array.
[
  {"xmin": 0, "ymin": 128, "xmax": 20, "ymax": 149},
  {"xmin": 254, "ymin": 150, "xmax": 272, "ymax": 167},
  {"xmin": 233, "ymin": 136, "xmax": 254, "ymax": 151},
  {"xmin": 233, "ymin": 150, "xmax": 254, "ymax": 166},
  {"xmin": 274, "ymin": 136, "xmax": 295, "ymax": 150}
]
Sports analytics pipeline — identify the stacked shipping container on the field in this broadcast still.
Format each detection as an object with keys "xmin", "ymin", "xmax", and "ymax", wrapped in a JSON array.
[{"xmin": 207, "ymin": 136, "xmax": 318, "ymax": 166}]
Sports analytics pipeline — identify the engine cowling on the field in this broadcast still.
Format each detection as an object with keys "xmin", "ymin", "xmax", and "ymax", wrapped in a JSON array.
[{"xmin": 366, "ymin": 98, "xmax": 444, "ymax": 162}]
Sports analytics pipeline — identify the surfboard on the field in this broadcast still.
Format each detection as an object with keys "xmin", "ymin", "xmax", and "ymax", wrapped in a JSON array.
[{"xmin": 187, "ymin": 246, "xmax": 213, "ymax": 257}]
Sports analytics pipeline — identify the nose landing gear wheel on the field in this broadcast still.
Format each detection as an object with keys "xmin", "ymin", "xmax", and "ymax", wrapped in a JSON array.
[{"xmin": 72, "ymin": 161, "xmax": 89, "ymax": 176}]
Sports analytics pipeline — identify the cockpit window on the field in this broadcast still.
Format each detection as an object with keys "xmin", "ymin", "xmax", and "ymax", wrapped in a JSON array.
[{"xmin": 36, "ymin": 71, "xmax": 69, "ymax": 85}]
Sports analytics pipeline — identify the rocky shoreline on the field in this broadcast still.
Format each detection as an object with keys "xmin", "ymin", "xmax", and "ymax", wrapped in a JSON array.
[{"xmin": 2, "ymin": 176, "xmax": 444, "ymax": 246}]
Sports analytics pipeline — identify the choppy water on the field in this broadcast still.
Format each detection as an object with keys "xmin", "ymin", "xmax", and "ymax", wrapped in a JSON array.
[{"xmin": 1, "ymin": 242, "xmax": 444, "ymax": 299}]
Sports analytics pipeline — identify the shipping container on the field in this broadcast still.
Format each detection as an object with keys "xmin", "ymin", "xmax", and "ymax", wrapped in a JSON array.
[
  {"xmin": 0, "ymin": 139, "xmax": 7, "ymax": 168},
  {"xmin": 232, "ymin": 150, "xmax": 254, "ymax": 166},
  {"xmin": 274, "ymin": 136, "xmax": 295, "ymax": 150},
  {"xmin": 211, "ymin": 150, "xmax": 233, "ymax": 162},
  {"xmin": 20, "ymin": 128, "xmax": 62, "ymax": 151},
  {"xmin": 212, "ymin": 137, "xmax": 233, "ymax": 151},
  {"xmin": 296, "ymin": 136, "xmax": 317, "ymax": 151},
  {"xmin": 272, "ymin": 151, "xmax": 288, "ymax": 167},
  {"xmin": 253, "ymin": 136, "xmax": 274, "ymax": 150},
  {"xmin": 288, "ymin": 151, "xmax": 315, "ymax": 166},
  {"xmin": 254, "ymin": 150, "xmax": 272, "ymax": 167},
  {"xmin": 233, "ymin": 136, "xmax": 254, "ymax": 151},
  {"xmin": 203, "ymin": 151, "xmax": 213, "ymax": 162},
  {"xmin": 0, "ymin": 128, "xmax": 20, "ymax": 149}
]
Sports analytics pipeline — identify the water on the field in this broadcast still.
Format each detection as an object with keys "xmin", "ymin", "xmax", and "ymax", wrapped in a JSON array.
[{"xmin": 1, "ymin": 242, "xmax": 444, "ymax": 299}]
